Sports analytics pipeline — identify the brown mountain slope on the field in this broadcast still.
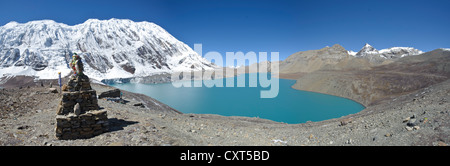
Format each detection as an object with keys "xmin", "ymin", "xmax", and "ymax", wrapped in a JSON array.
[
  {"xmin": 279, "ymin": 44, "xmax": 372, "ymax": 74},
  {"xmin": 288, "ymin": 49, "xmax": 450, "ymax": 106}
]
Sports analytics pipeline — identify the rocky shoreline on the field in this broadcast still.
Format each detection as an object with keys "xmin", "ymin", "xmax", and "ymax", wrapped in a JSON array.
[{"xmin": 0, "ymin": 74, "xmax": 448, "ymax": 146}]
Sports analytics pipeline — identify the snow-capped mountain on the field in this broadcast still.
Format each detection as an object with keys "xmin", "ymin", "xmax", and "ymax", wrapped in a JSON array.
[
  {"xmin": 354, "ymin": 43, "xmax": 384, "ymax": 63},
  {"xmin": 355, "ymin": 43, "xmax": 379, "ymax": 57},
  {"xmin": 379, "ymin": 47, "xmax": 423, "ymax": 59},
  {"xmin": 352, "ymin": 43, "xmax": 423, "ymax": 63},
  {"xmin": 0, "ymin": 19, "xmax": 216, "ymax": 80}
]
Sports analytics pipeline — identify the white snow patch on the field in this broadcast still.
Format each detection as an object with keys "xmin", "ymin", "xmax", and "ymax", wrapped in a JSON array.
[{"xmin": 347, "ymin": 50, "xmax": 357, "ymax": 56}]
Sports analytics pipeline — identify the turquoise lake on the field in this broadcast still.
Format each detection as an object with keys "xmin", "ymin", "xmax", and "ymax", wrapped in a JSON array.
[{"xmin": 109, "ymin": 73, "xmax": 365, "ymax": 124}]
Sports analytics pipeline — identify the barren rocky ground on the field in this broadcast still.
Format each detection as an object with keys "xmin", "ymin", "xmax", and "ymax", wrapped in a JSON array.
[
  {"xmin": 288, "ymin": 49, "xmax": 450, "ymax": 107},
  {"xmin": 0, "ymin": 75, "xmax": 448, "ymax": 146}
]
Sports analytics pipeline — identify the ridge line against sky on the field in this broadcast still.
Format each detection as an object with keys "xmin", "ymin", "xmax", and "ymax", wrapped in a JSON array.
[{"xmin": 0, "ymin": 0, "xmax": 449, "ymax": 60}]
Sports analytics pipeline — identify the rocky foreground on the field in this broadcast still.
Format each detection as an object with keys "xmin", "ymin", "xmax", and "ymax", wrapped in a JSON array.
[{"xmin": 0, "ymin": 75, "xmax": 448, "ymax": 146}]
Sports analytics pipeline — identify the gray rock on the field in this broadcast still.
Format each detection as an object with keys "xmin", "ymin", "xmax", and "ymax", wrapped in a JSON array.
[
  {"xmin": 340, "ymin": 118, "xmax": 352, "ymax": 126},
  {"xmin": 403, "ymin": 117, "xmax": 411, "ymax": 123},
  {"xmin": 407, "ymin": 119, "xmax": 417, "ymax": 127},
  {"xmin": 17, "ymin": 125, "xmax": 30, "ymax": 130},
  {"xmin": 48, "ymin": 88, "xmax": 58, "ymax": 93},
  {"xmin": 345, "ymin": 139, "xmax": 353, "ymax": 144},
  {"xmin": 133, "ymin": 102, "xmax": 144, "ymax": 107},
  {"xmin": 74, "ymin": 103, "xmax": 81, "ymax": 115}
]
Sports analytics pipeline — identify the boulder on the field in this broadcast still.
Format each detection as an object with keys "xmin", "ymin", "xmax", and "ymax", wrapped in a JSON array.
[
  {"xmin": 403, "ymin": 117, "xmax": 411, "ymax": 123},
  {"xmin": 98, "ymin": 89, "xmax": 121, "ymax": 99},
  {"xmin": 405, "ymin": 126, "xmax": 414, "ymax": 131},
  {"xmin": 340, "ymin": 118, "xmax": 352, "ymax": 126},
  {"xmin": 133, "ymin": 102, "xmax": 144, "ymax": 107},
  {"xmin": 406, "ymin": 119, "xmax": 417, "ymax": 127},
  {"xmin": 49, "ymin": 88, "xmax": 58, "ymax": 93}
]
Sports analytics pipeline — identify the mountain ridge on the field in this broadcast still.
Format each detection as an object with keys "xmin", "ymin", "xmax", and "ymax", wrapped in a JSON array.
[
  {"xmin": 279, "ymin": 43, "xmax": 424, "ymax": 74},
  {"xmin": 0, "ymin": 19, "xmax": 216, "ymax": 80},
  {"xmin": 284, "ymin": 48, "xmax": 450, "ymax": 106},
  {"xmin": 353, "ymin": 43, "xmax": 423, "ymax": 63}
]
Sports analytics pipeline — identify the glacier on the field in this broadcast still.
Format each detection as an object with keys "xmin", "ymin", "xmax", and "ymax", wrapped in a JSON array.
[{"xmin": 0, "ymin": 18, "xmax": 216, "ymax": 80}]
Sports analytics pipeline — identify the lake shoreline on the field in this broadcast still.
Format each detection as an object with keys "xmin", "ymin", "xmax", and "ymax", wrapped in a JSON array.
[
  {"xmin": 0, "ymin": 75, "xmax": 448, "ymax": 145},
  {"xmin": 108, "ymin": 73, "xmax": 365, "ymax": 124}
]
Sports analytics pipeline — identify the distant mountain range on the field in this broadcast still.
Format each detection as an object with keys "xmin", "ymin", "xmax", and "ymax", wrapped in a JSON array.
[
  {"xmin": 0, "ymin": 18, "xmax": 446, "ymax": 81},
  {"xmin": 279, "ymin": 43, "xmax": 430, "ymax": 74},
  {"xmin": 286, "ymin": 48, "xmax": 450, "ymax": 106},
  {"xmin": 0, "ymin": 19, "xmax": 216, "ymax": 80},
  {"xmin": 352, "ymin": 43, "xmax": 423, "ymax": 63}
]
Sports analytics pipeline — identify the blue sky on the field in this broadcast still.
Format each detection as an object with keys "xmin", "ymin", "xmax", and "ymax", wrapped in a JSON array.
[{"xmin": 0, "ymin": 0, "xmax": 449, "ymax": 60}]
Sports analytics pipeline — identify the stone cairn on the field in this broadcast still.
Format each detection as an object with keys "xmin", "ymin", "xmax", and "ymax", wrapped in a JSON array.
[{"xmin": 55, "ymin": 74, "xmax": 109, "ymax": 140}]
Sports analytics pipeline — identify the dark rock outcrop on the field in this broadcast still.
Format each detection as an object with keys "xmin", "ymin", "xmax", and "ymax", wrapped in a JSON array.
[{"xmin": 98, "ymin": 89, "xmax": 121, "ymax": 99}]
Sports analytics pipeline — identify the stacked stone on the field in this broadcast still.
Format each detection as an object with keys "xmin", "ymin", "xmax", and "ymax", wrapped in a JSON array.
[
  {"xmin": 55, "ymin": 110, "xmax": 108, "ymax": 139},
  {"xmin": 66, "ymin": 74, "xmax": 92, "ymax": 91},
  {"xmin": 55, "ymin": 74, "xmax": 108, "ymax": 140},
  {"xmin": 56, "ymin": 90, "xmax": 99, "ymax": 115}
]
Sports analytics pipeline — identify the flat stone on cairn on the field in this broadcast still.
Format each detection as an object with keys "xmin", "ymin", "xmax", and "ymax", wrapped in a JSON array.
[{"xmin": 55, "ymin": 74, "xmax": 108, "ymax": 140}]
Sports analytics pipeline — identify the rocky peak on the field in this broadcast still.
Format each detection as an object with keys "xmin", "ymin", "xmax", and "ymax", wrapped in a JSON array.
[
  {"xmin": 318, "ymin": 44, "xmax": 349, "ymax": 58},
  {"xmin": 356, "ymin": 43, "xmax": 379, "ymax": 57},
  {"xmin": 331, "ymin": 44, "xmax": 345, "ymax": 50},
  {"xmin": 353, "ymin": 43, "xmax": 424, "ymax": 63}
]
